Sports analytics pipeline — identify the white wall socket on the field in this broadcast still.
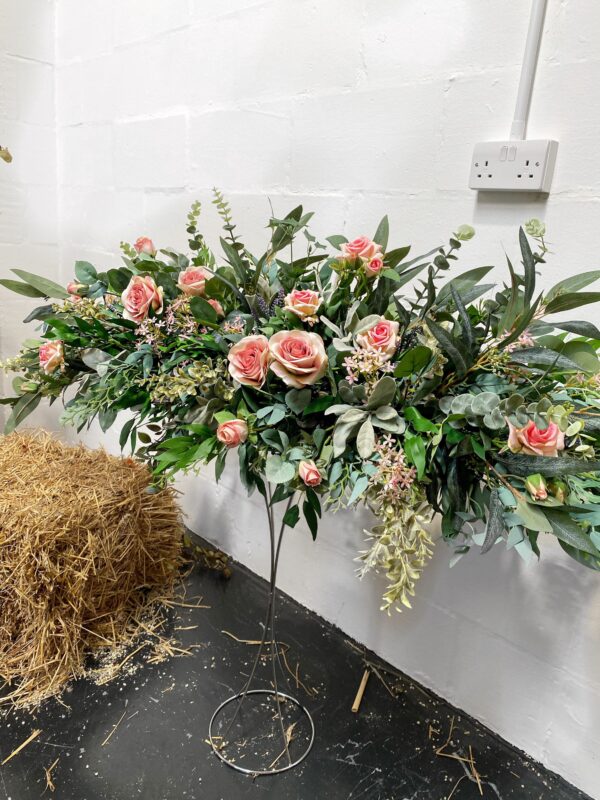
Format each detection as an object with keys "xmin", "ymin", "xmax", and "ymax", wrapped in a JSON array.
[{"xmin": 469, "ymin": 139, "xmax": 558, "ymax": 193}]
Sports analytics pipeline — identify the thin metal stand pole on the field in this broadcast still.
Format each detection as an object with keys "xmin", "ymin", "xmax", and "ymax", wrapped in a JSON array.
[{"xmin": 215, "ymin": 487, "xmax": 294, "ymax": 747}]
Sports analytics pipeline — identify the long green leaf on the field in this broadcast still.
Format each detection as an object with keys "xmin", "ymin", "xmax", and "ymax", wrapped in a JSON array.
[
  {"xmin": 425, "ymin": 317, "xmax": 470, "ymax": 376},
  {"xmin": 11, "ymin": 269, "xmax": 69, "ymax": 299},
  {"xmin": 498, "ymin": 454, "xmax": 600, "ymax": 477},
  {"xmin": 545, "ymin": 509, "xmax": 600, "ymax": 556},
  {"xmin": 544, "ymin": 291, "xmax": 600, "ymax": 314},
  {"xmin": 545, "ymin": 270, "xmax": 600, "ymax": 303},
  {"xmin": 0, "ymin": 279, "xmax": 46, "ymax": 298},
  {"xmin": 552, "ymin": 319, "xmax": 600, "ymax": 339},
  {"xmin": 508, "ymin": 347, "xmax": 581, "ymax": 372},
  {"xmin": 4, "ymin": 392, "xmax": 42, "ymax": 434},
  {"xmin": 481, "ymin": 488, "xmax": 505, "ymax": 553},
  {"xmin": 373, "ymin": 215, "xmax": 389, "ymax": 250},
  {"xmin": 519, "ymin": 226, "xmax": 536, "ymax": 305},
  {"xmin": 450, "ymin": 284, "xmax": 475, "ymax": 353},
  {"xmin": 437, "ymin": 266, "xmax": 494, "ymax": 304}
]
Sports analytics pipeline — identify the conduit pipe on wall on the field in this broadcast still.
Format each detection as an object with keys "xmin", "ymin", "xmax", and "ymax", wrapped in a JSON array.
[{"xmin": 510, "ymin": 0, "xmax": 548, "ymax": 140}]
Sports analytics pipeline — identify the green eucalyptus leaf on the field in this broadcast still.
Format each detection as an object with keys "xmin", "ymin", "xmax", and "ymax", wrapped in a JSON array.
[
  {"xmin": 265, "ymin": 454, "xmax": 296, "ymax": 484},
  {"xmin": 11, "ymin": 269, "xmax": 69, "ymax": 299},
  {"xmin": 0, "ymin": 279, "xmax": 46, "ymax": 298},
  {"xmin": 4, "ymin": 392, "xmax": 41, "ymax": 434},
  {"xmin": 74, "ymin": 260, "xmax": 98, "ymax": 284},
  {"xmin": 285, "ymin": 388, "xmax": 312, "ymax": 414}
]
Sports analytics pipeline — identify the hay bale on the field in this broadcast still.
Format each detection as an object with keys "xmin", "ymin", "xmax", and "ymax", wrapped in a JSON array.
[{"xmin": 0, "ymin": 431, "xmax": 184, "ymax": 709}]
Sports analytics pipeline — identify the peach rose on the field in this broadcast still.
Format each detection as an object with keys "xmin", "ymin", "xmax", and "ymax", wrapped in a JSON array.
[
  {"xmin": 364, "ymin": 256, "xmax": 384, "ymax": 278},
  {"xmin": 134, "ymin": 236, "xmax": 156, "ymax": 256},
  {"xmin": 216, "ymin": 419, "xmax": 248, "ymax": 448},
  {"xmin": 208, "ymin": 298, "xmax": 224, "ymax": 317},
  {"xmin": 299, "ymin": 460, "xmax": 322, "ymax": 487},
  {"xmin": 227, "ymin": 335, "xmax": 269, "ymax": 388},
  {"xmin": 121, "ymin": 275, "xmax": 164, "ymax": 324},
  {"xmin": 340, "ymin": 236, "xmax": 382, "ymax": 262},
  {"xmin": 177, "ymin": 266, "xmax": 210, "ymax": 297},
  {"xmin": 284, "ymin": 289, "xmax": 322, "ymax": 320},
  {"xmin": 66, "ymin": 281, "xmax": 84, "ymax": 296},
  {"xmin": 355, "ymin": 317, "xmax": 399, "ymax": 361},
  {"xmin": 507, "ymin": 420, "xmax": 565, "ymax": 457},
  {"xmin": 39, "ymin": 341, "xmax": 64, "ymax": 374},
  {"xmin": 269, "ymin": 330, "xmax": 328, "ymax": 389}
]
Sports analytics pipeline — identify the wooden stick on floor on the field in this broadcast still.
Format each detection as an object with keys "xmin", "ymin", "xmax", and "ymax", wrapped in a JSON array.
[{"xmin": 352, "ymin": 669, "xmax": 371, "ymax": 713}]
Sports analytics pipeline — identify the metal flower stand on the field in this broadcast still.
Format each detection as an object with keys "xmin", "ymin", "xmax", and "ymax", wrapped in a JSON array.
[{"xmin": 208, "ymin": 488, "xmax": 315, "ymax": 775}]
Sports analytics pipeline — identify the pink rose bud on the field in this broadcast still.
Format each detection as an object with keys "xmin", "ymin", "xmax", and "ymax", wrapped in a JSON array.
[
  {"xmin": 507, "ymin": 420, "xmax": 565, "ymax": 457},
  {"xmin": 39, "ymin": 340, "xmax": 64, "ymax": 375},
  {"xmin": 355, "ymin": 317, "xmax": 400, "ymax": 362},
  {"xmin": 283, "ymin": 289, "xmax": 322, "ymax": 320},
  {"xmin": 177, "ymin": 266, "xmax": 210, "ymax": 297},
  {"xmin": 339, "ymin": 236, "xmax": 382, "ymax": 262},
  {"xmin": 66, "ymin": 281, "xmax": 85, "ymax": 296},
  {"xmin": 524, "ymin": 473, "xmax": 548, "ymax": 501},
  {"xmin": 134, "ymin": 236, "xmax": 156, "ymax": 256},
  {"xmin": 268, "ymin": 330, "xmax": 328, "ymax": 389},
  {"xmin": 299, "ymin": 459, "xmax": 322, "ymax": 487},
  {"xmin": 121, "ymin": 275, "xmax": 164, "ymax": 324},
  {"xmin": 364, "ymin": 256, "xmax": 384, "ymax": 278},
  {"xmin": 207, "ymin": 298, "xmax": 224, "ymax": 317},
  {"xmin": 227, "ymin": 335, "xmax": 270, "ymax": 388},
  {"xmin": 216, "ymin": 419, "xmax": 248, "ymax": 448},
  {"xmin": 548, "ymin": 479, "xmax": 568, "ymax": 503}
]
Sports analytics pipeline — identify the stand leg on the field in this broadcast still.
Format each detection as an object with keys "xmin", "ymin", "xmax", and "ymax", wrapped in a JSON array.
[{"xmin": 208, "ymin": 489, "xmax": 315, "ymax": 776}]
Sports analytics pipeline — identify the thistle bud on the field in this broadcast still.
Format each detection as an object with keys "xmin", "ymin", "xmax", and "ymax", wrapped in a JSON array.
[{"xmin": 524, "ymin": 473, "xmax": 548, "ymax": 501}]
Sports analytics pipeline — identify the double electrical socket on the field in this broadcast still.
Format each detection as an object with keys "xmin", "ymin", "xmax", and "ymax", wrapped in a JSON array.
[{"xmin": 469, "ymin": 139, "xmax": 558, "ymax": 193}]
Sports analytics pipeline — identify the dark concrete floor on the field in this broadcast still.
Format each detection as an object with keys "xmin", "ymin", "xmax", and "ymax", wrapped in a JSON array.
[{"xmin": 0, "ymin": 540, "xmax": 592, "ymax": 800}]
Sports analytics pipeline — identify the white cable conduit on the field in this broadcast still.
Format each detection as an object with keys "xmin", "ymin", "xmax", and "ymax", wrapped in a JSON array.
[{"xmin": 510, "ymin": 0, "xmax": 548, "ymax": 140}]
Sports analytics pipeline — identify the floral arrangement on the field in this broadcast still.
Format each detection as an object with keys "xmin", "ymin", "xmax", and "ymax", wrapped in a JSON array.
[{"xmin": 2, "ymin": 196, "xmax": 600, "ymax": 611}]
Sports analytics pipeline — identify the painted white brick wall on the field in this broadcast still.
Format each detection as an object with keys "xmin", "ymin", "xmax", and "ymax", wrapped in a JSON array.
[
  {"xmin": 2, "ymin": 0, "xmax": 600, "ymax": 794},
  {"xmin": 0, "ymin": 0, "xmax": 60, "ymax": 431}
]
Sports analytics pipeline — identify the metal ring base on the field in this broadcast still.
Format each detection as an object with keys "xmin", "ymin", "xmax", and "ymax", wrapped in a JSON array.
[{"xmin": 208, "ymin": 689, "xmax": 315, "ymax": 776}]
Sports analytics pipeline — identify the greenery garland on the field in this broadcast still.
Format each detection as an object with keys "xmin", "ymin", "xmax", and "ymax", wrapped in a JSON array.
[{"xmin": 2, "ymin": 197, "xmax": 600, "ymax": 611}]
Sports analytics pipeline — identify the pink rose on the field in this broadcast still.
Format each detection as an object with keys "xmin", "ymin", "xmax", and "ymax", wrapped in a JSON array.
[
  {"xmin": 299, "ymin": 460, "xmax": 322, "ymax": 487},
  {"xmin": 227, "ymin": 335, "xmax": 269, "ymax": 388},
  {"xmin": 121, "ymin": 275, "xmax": 164, "ymax": 324},
  {"xmin": 216, "ymin": 419, "xmax": 248, "ymax": 448},
  {"xmin": 364, "ymin": 257, "xmax": 384, "ymax": 278},
  {"xmin": 284, "ymin": 289, "xmax": 322, "ymax": 320},
  {"xmin": 66, "ymin": 281, "xmax": 84, "ymax": 296},
  {"xmin": 177, "ymin": 266, "xmax": 210, "ymax": 297},
  {"xmin": 39, "ymin": 341, "xmax": 64, "ymax": 375},
  {"xmin": 134, "ymin": 236, "xmax": 156, "ymax": 256},
  {"xmin": 269, "ymin": 330, "xmax": 328, "ymax": 389},
  {"xmin": 507, "ymin": 420, "xmax": 565, "ymax": 457},
  {"xmin": 340, "ymin": 236, "xmax": 382, "ymax": 262},
  {"xmin": 208, "ymin": 298, "xmax": 224, "ymax": 317},
  {"xmin": 355, "ymin": 317, "xmax": 399, "ymax": 361}
]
